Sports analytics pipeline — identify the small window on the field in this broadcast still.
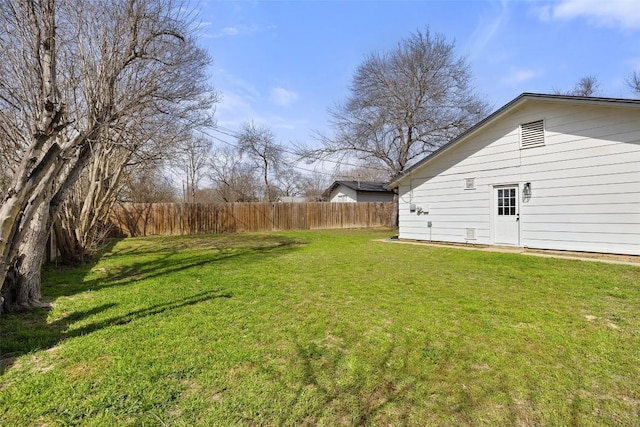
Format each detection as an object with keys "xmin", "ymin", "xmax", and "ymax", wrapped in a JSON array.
[
  {"xmin": 497, "ymin": 188, "xmax": 517, "ymax": 216},
  {"xmin": 520, "ymin": 120, "xmax": 545, "ymax": 149},
  {"xmin": 464, "ymin": 178, "xmax": 475, "ymax": 190}
]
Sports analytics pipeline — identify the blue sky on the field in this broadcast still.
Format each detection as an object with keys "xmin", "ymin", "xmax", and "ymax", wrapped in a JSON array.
[{"xmin": 194, "ymin": 0, "xmax": 640, "ymax": 150}]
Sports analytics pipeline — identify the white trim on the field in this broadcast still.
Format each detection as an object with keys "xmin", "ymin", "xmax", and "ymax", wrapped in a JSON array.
[{"xmin": 492, "ymin": 184, "xmax": 521, "ymax": 246}]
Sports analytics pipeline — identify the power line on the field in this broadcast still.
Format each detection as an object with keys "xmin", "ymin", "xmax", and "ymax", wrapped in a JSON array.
[
  {"xmin": 198, "ymin": 126, "xmax": 390, "ymax": 173},
  {"xmin": 197, "ymin": 130, "xmax": 337, "ymax": 178}
]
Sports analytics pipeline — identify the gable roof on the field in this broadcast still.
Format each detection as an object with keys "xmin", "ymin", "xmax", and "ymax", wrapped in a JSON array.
[
  {"xmin": 386, "ymin": 92, "xmax": 640, "ymax": 189},
  {"xmin": 322, "ymin": 181, "xmax": 393, "ymax": 199}
]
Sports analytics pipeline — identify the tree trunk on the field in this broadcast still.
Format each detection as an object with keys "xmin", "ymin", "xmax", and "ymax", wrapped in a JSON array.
[
  {"xmin": 0, "ymin": 142, "xmax": 93, "ymax": 312},
  {"xmin": 53, "ymin": 218, "xmax": 79, "ymax": 262},
  {"xmin": 0, "ymin": 144, "xmax": 61, "ymax": 297},
  {"xmin": 1, "ymin": 202, "xmax": 51, "ymax": 313}
]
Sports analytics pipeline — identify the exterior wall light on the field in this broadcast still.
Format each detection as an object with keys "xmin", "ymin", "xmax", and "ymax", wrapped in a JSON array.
[{"xmin": 523, "ymin": 182, "xmax": 532, "ymax": 198}]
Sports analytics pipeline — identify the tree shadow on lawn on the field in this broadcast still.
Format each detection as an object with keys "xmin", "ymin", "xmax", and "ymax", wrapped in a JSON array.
[
  {"xmin": 0, "ymin": 235, "xmax": 305, "ymax": 376},
  {"xmin": 0, "ymin": 289, "xmax": 231, "ymax": 377},
  {"xmin": 271, "ymin": 334, "xmax": 414, "ymax": 426},
  {"xmin": 44, "ymin": 235, "xmax": 304, "ymax": 299},
  {"xmin": 277, "ymin": 334, "xmax": 533, "ymax": 425}
]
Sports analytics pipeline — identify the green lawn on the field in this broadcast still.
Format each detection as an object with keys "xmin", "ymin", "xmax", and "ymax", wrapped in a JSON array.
[{"xmin": 1, "ymin": 229, "xmax": 639, "ymax": 426}]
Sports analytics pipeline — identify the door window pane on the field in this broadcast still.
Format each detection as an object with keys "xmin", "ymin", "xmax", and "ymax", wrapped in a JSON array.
[{"xmin": 497, "ymin": 187, "xmax": 517, "ymax": 216}]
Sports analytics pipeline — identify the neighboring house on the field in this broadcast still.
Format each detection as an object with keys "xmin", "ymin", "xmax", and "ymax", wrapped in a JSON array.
[
  {"xmin": 387, "ymin": 93, "xmax": 640, "ymax": 256},
  {"xmin": 323, "ymin": 181, "xmax": 395, "ymax": 203}
]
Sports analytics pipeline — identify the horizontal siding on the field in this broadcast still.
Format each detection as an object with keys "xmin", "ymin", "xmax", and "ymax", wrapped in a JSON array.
[
  {"xmin": 398, "ymin": 101, "xmax": 640, "ymax": 255},
  {"xmin": 530, "ymin": 171, "xmax": 640, "ymax": 189},
  {"xmin": 527, "ymin": 210, "xmax": 638, "ymax": 222},
  {"xmin": 527, "ymin": 192, "xmax": 638, "ymax": 206},
  {"xmin": 329, "ymin": 185, "xmax": 357, "ymax": 203},
  {"xmin": 524, "ymin": 239, "xmax": 638, "ymax": 255},
  {"xmin": 522, "ymin": 221, "xmax": 640, "ymax": 235},
  {"xmin": 522, "ymin": 161, "xmax": 640, "ymax": 182},
  {"xmin": 357, "ymin": 192, "xmax": 394, "ymax": 203},
  {"xmin": 399, "ymin": 227, "xmax": 490, "ymax": 243}
]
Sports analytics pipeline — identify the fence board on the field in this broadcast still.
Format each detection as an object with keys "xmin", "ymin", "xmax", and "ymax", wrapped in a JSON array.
[{"xmin": 110, "ymin": 202, "xmax": 395, "ymax": 237}]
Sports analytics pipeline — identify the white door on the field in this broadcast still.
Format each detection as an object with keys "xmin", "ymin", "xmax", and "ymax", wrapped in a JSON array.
[{"xmin": 494, "ymin": 186, "xmax": 519, "ymax": 245}]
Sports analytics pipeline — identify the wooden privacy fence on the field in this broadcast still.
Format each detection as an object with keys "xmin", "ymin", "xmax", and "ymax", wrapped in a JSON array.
[{"xmin": 110, "ymin": 202, "xmax": 396, "ymax": 237}]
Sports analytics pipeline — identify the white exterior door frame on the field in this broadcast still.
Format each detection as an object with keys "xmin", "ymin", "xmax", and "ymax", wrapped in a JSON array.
[{"xmin": 493, "ymin": 184, "xmax": 520, "ymax": 245}]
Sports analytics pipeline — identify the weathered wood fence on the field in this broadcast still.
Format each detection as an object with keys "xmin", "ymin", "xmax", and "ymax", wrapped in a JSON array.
[{"xmin": 109, "ymin": 202, "xmax": 396, "ymax": 237}]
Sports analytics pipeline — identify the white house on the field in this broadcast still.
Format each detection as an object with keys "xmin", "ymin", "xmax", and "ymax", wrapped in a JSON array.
[
  {"xmin": 387, "ymin": 93, "xmax": 640, "ymax": 256},
  {"xmin": 323, "ymin": 181, "xmax": 395, "ymax": 203}
]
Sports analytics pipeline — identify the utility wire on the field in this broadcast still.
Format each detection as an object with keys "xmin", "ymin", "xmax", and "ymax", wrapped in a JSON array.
[
  {"xmin": 195, "ymin": 126, "xmax": 390, "ymax": 176},
  {"xmin": 197, "ymin": 130, "xmax": 337, "ymax": 178},
  {"xmin": 201, "ymin": 126, "xmax": 390, "ymax": 172}
]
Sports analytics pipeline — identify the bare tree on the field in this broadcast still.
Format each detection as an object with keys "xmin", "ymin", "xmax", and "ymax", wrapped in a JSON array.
[
  {"xmin": 208, "ymin": 145, "xmax": 260, "ymax": 202},
  {"xmin": 55, "ymin": 117, "xmax": 184, "ymax": 262},
  {"xmin": 0, "ymin": 0, "xmax": 65, "ymax": 311},
  {"xmin": 556, "ymin": 75, "xmax": 600, "ymax": 97},
  {"xmin": 299, "ymin": 28, "xmax": 490, "ymax": 176},
  {"xmin": 273, "ymin": 168, "xmax": 304, "ymax": 199},
  {"xmin": 171, "ymin": 135, "xmax": 212, "ymax": 203},
  {"xmin": 120, "ymin": 163, "xmax": 177, "ymax": 203},
  {"xmin": 107, "ymin": 163, "xmax": 176, "ymax": 238},
  {"xmin": 336, "ymin": 162, "xmax": 391, "ymax": 182},
  {"xmin": 299, "ymin": 171, "xmax": 332, "ymax": 202},
  {"xmin": 0, "ymin": 0, "xmax": 217, "ymax": 313},
  {"xmin": 626, "ymin": 71, "xmax": 640, "ymax": 97},
  {"xmin": 236, "ymin": 122, "xmax": 285, "ymax": 202},
  {"xmin": 52, "ymin": 92, "xmax": 206, "ymax": 260}
]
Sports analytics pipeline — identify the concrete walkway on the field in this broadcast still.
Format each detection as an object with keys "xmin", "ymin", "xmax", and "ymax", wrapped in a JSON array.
[{"xmin": 379, "ymin": 238, "xmax": 640, "ymax": 267}]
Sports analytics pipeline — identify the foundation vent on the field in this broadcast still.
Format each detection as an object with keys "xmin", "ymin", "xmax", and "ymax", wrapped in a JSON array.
[{"xmin": 465, "ymin": 228, "xmax": 477, "ymax": 240}]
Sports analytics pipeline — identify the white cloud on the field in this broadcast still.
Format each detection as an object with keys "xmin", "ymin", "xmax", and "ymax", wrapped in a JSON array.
[
  {"xmin": 220, "ymin": 26, "xmax": 240, "ymax": 36},
  {"xmin": 211, "ymin": 69, "xmax": 260, "ymax": 129},
  {"xmin": 212, "ymin": 24, "xmax": 277, "ymax": 38},
  {"xmin": 215, "ymin": 69, "xmax": 260, "ymax": 100},
  {"xmin": 195, "ymin": 21, "xmax": 212, "ymax": 30},
  {"xmin": 467, "ymin": 0, "xmax": 510, "ymax": 60},
  {"xmin": 211, "ymin": 71, "xmax": 304, "ymax": 141},
  {"xmin": 270, "ymin": 87, "xmax": 299, "ymax": 107},
  {"xmin": 536, "ymin": 0, "xmax": 640, "ymax": 30},
  {"xmin": 503, "ymin": 68, "xmax": 540, "ymax": 85}
]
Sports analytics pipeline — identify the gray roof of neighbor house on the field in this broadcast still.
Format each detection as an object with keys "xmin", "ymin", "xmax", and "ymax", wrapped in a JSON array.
[
  {"xmin": 386, "ymin": 92, "xmax": 640, "ymax": 189},
  {"xmin": 322, "ymin": 181, "xmax": 393, "ymax": 199}
]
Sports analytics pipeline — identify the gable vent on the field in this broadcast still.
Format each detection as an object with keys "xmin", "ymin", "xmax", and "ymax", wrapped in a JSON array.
[{"xmin": 520, "ymin": 120, "xmax": 545, "ymax": 149}]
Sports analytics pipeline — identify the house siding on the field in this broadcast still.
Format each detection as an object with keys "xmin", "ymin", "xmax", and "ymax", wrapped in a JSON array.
[
  {"xmin": 329, "ymin": 185, "xmax": 357, "ymax": 203},
  {"xmin": 357, "ymin": 192, "xmax": 395, "ymax": 203},
  {"xmin": 397, "ymin": 101, "xmax": 640, "ymax": 255},
  {"xmin": 328, "ymin": 184, "xmax": 394, "ymax": 203}
]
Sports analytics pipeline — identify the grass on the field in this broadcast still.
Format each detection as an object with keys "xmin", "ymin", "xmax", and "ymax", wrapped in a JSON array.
[{"xmin": 1, "ymin": 228, "xmax": 639, "ymax": 426}]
